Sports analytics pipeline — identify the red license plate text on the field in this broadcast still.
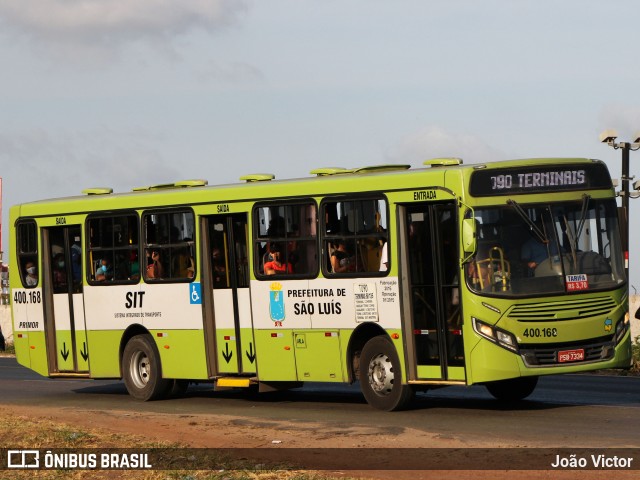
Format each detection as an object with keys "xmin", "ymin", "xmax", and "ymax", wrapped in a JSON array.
[{"xmin": 558, "ymin": 349, "xmax": 585, "ymax": 363}]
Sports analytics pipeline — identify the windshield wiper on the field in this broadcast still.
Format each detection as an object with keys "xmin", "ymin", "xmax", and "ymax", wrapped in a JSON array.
[
  {"xmin": 507, "ymin": 199, "xmax": 548, "ymax": 244},
  {"xmin": 574, "ymin": 194, "xmax": 591, "ymax": 249}
]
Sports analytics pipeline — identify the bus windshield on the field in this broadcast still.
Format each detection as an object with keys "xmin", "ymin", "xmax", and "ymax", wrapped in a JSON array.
[{"xmin": 465, "ymin": 198, "xmax": 625, "ymax": 297}]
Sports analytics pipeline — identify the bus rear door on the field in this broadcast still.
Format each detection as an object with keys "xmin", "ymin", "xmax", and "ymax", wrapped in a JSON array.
[
  {"xmin": 201, "ymin": 214, "xmax": 255, "ymax": 376},
  {"xmin": 399, "ymin": 202, "xmax": 465, "ymax": 383},
  {"xmin": 42, "ymin": 225, "xmax": 89, "ymax": 374}
]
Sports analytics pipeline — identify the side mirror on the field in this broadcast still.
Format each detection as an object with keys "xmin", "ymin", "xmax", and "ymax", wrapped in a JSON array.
[{"xmin": 462, "ymin": 218, "xmax": 476, "ymax": 255}]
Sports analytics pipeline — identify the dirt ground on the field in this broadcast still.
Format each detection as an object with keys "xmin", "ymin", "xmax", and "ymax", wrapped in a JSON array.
[{"xmin": 1, "ymin": 403, "xmax": 636, "ymax": 480}]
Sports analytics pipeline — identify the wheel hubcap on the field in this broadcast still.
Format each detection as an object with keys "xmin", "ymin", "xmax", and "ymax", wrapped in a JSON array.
[
  {"xmin": 368, "ymin": 353, "xmax": 394, "ymax": 395},
  {"xmin": 130, "ymin": 350, "xmax": 150, "ymax": 389}
]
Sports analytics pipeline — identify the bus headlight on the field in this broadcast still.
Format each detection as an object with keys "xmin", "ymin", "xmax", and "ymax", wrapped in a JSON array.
[
  {"xmin": 615, "ymin": 313, "xmax": 630, "ymax": 344},
  {"xmin": 473, "ymin": 317, "xmax": 519, "ymax": 353}
]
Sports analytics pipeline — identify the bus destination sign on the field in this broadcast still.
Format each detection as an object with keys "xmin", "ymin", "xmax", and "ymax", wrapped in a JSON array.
[{"xmin": 469, "ymin": 163, "xmax": 612, "ymax": 197}]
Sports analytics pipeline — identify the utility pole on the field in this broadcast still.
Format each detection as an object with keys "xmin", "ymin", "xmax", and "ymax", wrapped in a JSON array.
[{"xmin": 600, "ymin": 129, "xmax": 640, "ymax": 279}]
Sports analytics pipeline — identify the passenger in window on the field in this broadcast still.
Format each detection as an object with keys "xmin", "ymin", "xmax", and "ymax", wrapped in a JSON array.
[
  {"xmin": 24, "ymin": 261, "xmax": 38, "ymax": 286},
  {"xmin": 212, "ymin": 248, "xmax": 228, "ymax": 287},
  {"xmin": 71, "ymin": 243, "xmax": 82, "ymax": 284},
  {"xmin": 173, "ymin": 246, "xmax": 195, "ymax": 279},
  {"xmin": 129, "ymin": 250, "xmax": 140, "ymax": 281},
  {"xmin": 186, "ymin": 256, "xmax": 195, "ymax": 278},
  {"xmin": 95, "ymin": 258, "xmax": 113, "ymax": 281},
  {"xmin": 267, "ymin": 216, "xmax": 286, "ymax": 237},
  {"xmin": 287, "ymin": 234, "xmax": 300, "ymax": 271},
  {"xmin": 146, "ymin": 250, "xmax": 164, "ymax": 279},
  {"xmin": 379, "ymin": 242, "xmax": 389, "ymax": 272},
  {"xmin": 264, "ymin": 243, "xmax": 293, "ymax": 275},
  {"xmin": 262, "ymin": 241, "xmax": 276, "ymax": 265},
  {"xmin": 331, "ymin": 240, "xmax": 356, "ymax": 273},
  {"xmin": 52, "ymin": 253, "xmax": 67, "ymax": 291}
]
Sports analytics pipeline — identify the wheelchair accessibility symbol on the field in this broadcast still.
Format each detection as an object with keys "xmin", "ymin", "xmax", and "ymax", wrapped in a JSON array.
[{"xmin": 189, "ymin": 283, "xmax": 202, "ymax": 304}]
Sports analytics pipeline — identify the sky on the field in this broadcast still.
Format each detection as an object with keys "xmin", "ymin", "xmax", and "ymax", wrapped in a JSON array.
[{"xmin": 1, "ymin": 0, "xmax": 640, "ymax": 287}]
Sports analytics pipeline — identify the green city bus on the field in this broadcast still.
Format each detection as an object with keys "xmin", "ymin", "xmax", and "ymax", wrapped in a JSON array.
[{"xmin": 9, "ymin": 157, "xmax": 632, "ymax": 410}]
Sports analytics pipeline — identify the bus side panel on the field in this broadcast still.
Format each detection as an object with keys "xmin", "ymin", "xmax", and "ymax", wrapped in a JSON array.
[
  {"xmin": 249, "ymin": 278, "xmax": 407, "ymax": 383},
  {"xmin": 83, "ymin": 284, "xmax": 209, "ymax": 380},
  {"xmin": 22, "ymin": 332, "xmax": 49, "ymax": 376},
  {"xmin": 11, "ymin": 330, "xmax": 48, "ymax": 376},
  {"xmin": 85, "ymin": 330, "xmax": 124, "ymax": 378},
  {"xmin": 153, "ymin": 329, "xmax": 209, "ymax": 379},
  {"xmin": 253, "ymin": 330, "xmax": 297, "ymax": 380},
  {"xmin": 293, "ymin": 330, "xmax": 345, "ymax": 382},
  {"xmin": 250, "ymin": 280, "xmax": 309, "ymax": 381},
  {"xmin": 11, "ymin": 288, "xmax": 49, "ymax": 376},
  {"xmin": 84, "ymin": 285, "xmax": 137, "ymax": 378}
]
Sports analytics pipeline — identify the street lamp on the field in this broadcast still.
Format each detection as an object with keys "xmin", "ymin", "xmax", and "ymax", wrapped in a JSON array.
[{"xmin": 600, "ymin": 129, "xmax": 640, "ymax": 277}]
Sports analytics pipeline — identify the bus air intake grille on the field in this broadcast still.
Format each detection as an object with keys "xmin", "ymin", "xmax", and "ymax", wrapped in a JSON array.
[
  {"xmin": 520, "ymin": 337, "xmax": 615, "ymax": 367},
  {"xmin": 507, "ymin": 297, "xmax": 617, "ymax": 322}
]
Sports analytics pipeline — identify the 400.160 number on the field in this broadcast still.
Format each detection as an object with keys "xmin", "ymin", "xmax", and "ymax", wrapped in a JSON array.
[{"xmin": 522, "ymin": 327, "xmax": 558, "ymax": 338}]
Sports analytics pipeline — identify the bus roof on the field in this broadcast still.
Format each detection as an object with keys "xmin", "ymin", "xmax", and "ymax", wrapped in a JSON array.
[{"xmin": 10, "ymin": 157, "xmax": 605, "ymax": 218}]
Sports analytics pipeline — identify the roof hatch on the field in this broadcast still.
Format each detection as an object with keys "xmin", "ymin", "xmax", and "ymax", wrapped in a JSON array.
[
  {"xmin": 353, "ymin": 164, "xmax": 411, "ymax": 173},
  {"xmin": 82, "ymin": 188, "xmax": 113, "ymax": 195},
  {"xmin": 309, "ymin": 167, "xmax": 353, "ymax": 176},
  {"xmin": 240, "ymin": 174, "xmax": 275, "ymax": 182},
  {"xmin": 423, "ymin": 158, "xmax": 463, "ymax": 167},
  {"xmin": 132, "ymin": 179, "xmax": 208, "ymax": 192}
]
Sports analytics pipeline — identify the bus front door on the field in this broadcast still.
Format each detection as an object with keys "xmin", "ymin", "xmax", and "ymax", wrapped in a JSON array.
[
  {"xmin": 42, "ymin": 225, "xmax": 89, "ymax": 374},
  {"xmin": 201, "ymin": 214, "xmax": 254, "ymax": 376},
  {"xmin": 400, "ymin": 203, "xmax": 465, "ymax": 382}
]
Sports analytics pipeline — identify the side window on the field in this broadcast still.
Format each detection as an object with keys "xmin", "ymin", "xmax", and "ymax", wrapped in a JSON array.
[
  {"xmin": 323, "ymin": 197, "xmax": 389, "ymax": 276},
  {"xmin": 143, "ymin": 210, "xmax": 195, "ymax": 282},
  {"xmin": 88, "ymin": 214, "xmax": 140, "ymax": 284},
  {"xmin": 254, "ymin": 202, "xmax": 317, "ymax": 278},
  {"xmin": 17, "ymin": 221, "xmax": 39, "ymax": 288}
]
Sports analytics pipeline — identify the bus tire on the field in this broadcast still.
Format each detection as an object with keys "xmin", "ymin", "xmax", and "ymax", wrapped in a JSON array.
[
  {"xmin": 360, "ymin": 335, "xmax": 414, "ymax": 411},
  {"xmin": 122, "ymin": 334, "xmax": 171, "ymax": 401},
  {"xmin": 485, "ymin": 376, "xmax": 538, "ymax": 402}
]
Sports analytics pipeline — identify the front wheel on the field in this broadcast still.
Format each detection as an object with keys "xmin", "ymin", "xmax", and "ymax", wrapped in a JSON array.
[
  {"xmin": 359, "ymin": 335, "xmax": 414, "ymax": 411},
  {"xmin": 485, "ymin": 376, "xmax": 538, "ymax": 402},
  {"xmin": 122, "ymin": 334, "xmax": 171, "ymax": 401}
]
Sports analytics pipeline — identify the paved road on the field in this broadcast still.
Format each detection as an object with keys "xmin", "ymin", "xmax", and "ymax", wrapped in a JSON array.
[{"xmin": 1, "ymin": 356, "xmax": 639, "ymax": 447}]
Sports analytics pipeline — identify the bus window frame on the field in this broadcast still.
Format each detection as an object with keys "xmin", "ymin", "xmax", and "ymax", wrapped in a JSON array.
[
  {"xmin": 141, "ymin": 207, "xmax": 197, "ymax": 284},
  {"xmin": 252, "ymin": 199, "xmax": 319, "ymax": 280},
  {"xmin": 320, "ymin": 194, "xmax": 390, "ymax": 278},
  {"xmin": 86, "ymin": 211, "xmax": 141, "ymax": 286},
  {"xmin": 16, "ymin": 219, "xmax": 39, "ymax": 289}
]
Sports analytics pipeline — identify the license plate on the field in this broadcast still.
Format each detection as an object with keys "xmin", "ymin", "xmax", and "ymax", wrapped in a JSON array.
[{"xmin": 558, "ymin": 349, "xmax": 585, "ymax": 363}]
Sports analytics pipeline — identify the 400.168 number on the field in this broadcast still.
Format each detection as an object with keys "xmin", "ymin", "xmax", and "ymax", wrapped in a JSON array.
[
  {"xmin": 13, "ymin": 290, "xmax": 41, "ymax": 304},
  {"xmin": 522, "ymin": 327, "xmax": 558, "ymax": 338}
]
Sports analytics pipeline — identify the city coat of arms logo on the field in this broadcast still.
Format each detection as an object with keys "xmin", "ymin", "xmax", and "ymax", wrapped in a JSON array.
[{"xmin": 269, "ymin": 282, "xmax": 285, "ymax": 326}]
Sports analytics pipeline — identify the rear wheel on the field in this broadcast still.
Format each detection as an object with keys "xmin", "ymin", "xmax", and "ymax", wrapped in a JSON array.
[
  {"xmin": 485, "ymin": 376, "xmax": 538, "ymax": 402},
  {"xmin": 122, "ymin": 334, "xmax": 171, "ymax": 401},
  {"xmin": 359, "ymin": 335, "xmax": 414, "ymax": 411}
]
